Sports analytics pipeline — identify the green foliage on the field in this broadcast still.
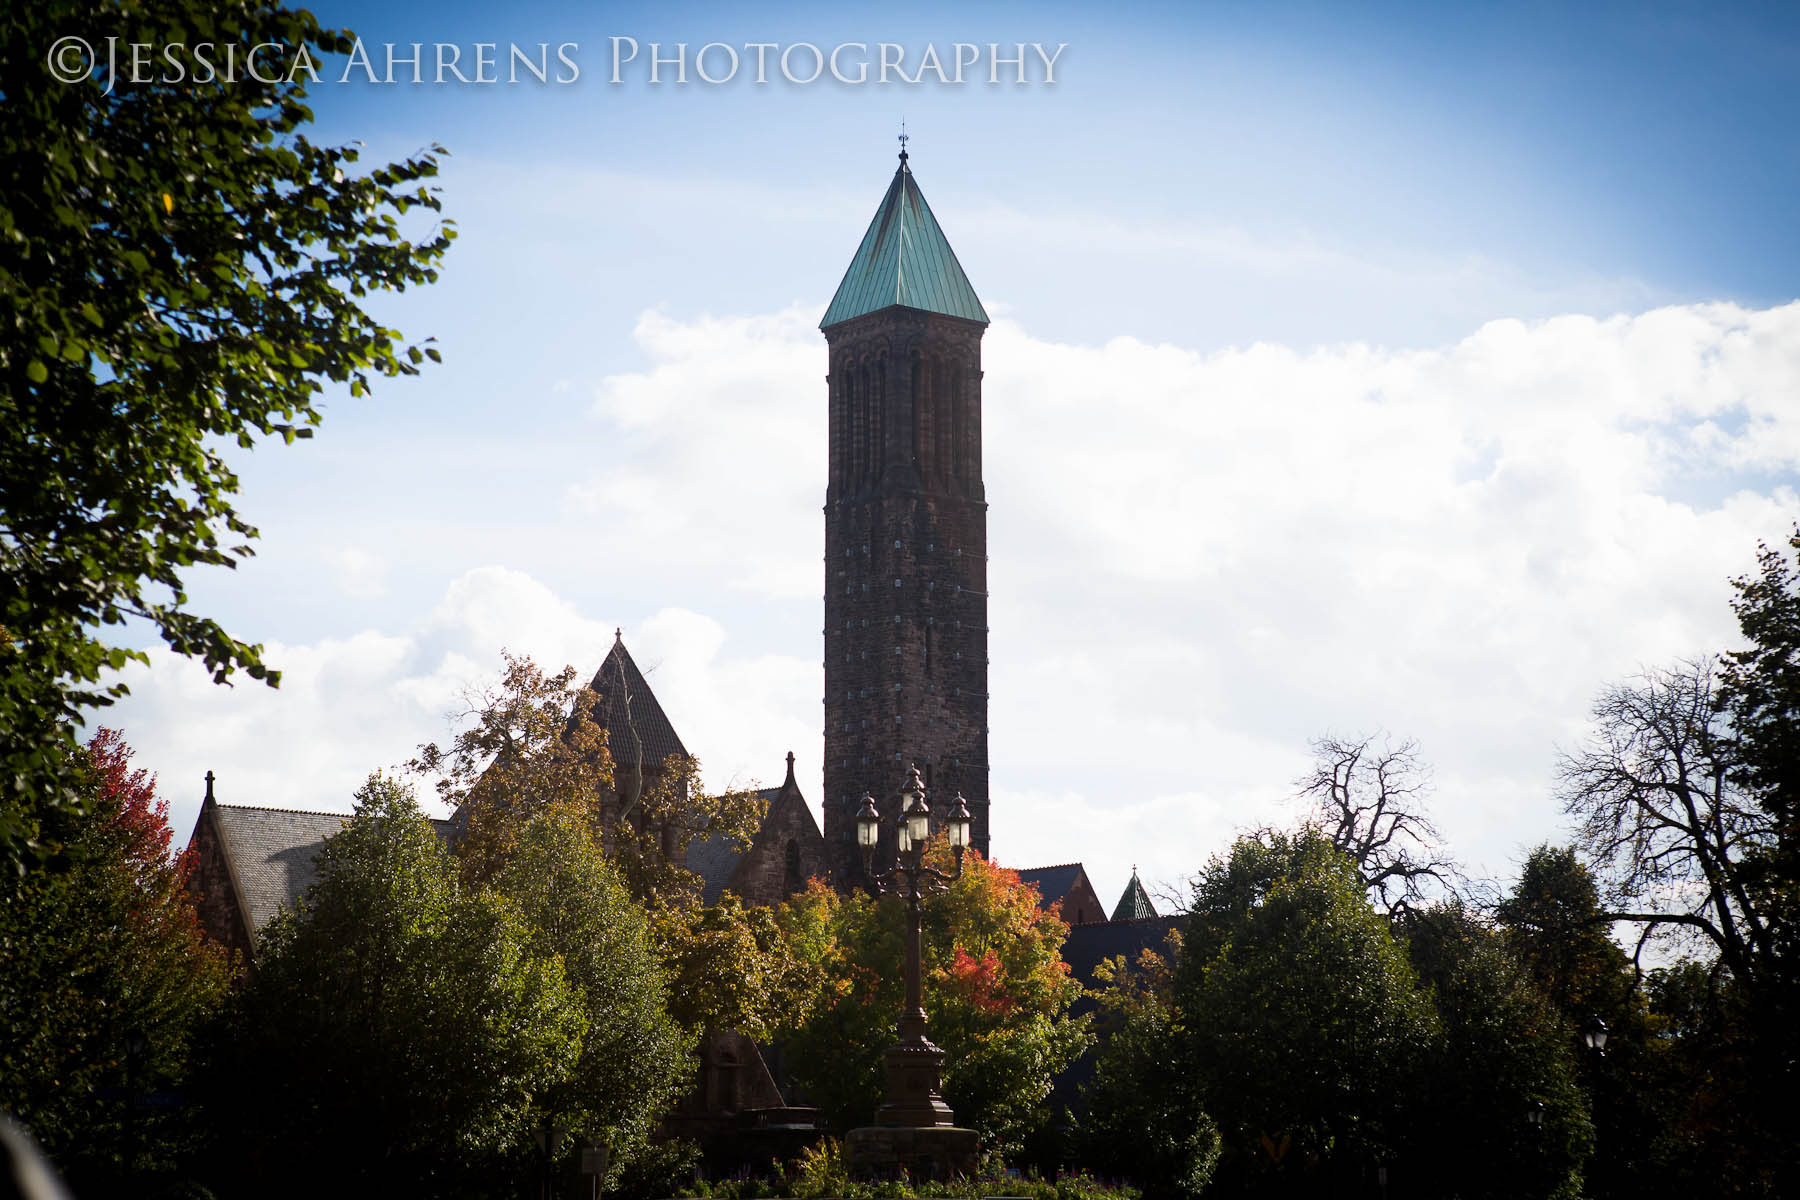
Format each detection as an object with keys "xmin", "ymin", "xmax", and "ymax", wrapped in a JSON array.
[
  {"xmin": 1719, "ymin": 526, "xmax": 1800, "ymax": 848},
  {"xmin": 655, "ymin": 891, "xmax": 821, "ymax": 1039},
  {"xmin": 1180, "ymin": 826, "xmax": 1315, "ymax": 964},
  {"xmin": 1401, "ymin": 902, "xmax": 1592, "ymax": 1200},
  {"xmin": 1178, "ymin": 835, "xmax": 1439, "ymax": 1194},
  {"xmin": 0, "ymin": 0, "xmax": 452, "ymax": 878},
  {"xmin": 777, "ymin": 849, "xmax": 1090, "ymax": 1161},
  {"xmin": 1078, "ymin": 934, "xmax": 1219, "ymax": 1198},
  {"xmin": 207, "ymin": 776, "xmax": 582, "ymax": 1198},
  {"xmin": 1497, "ymin": 845, "xmax": 1636, "ymax": 1020},
  {"xmin": 673, "ymin": 1143, "xmax": 1142, "ymax": 1200},
  {"xmin": 0, "ymin": 730, "xmax": 229, "ymax": 1191},
  {"xmin": 489, "ymin": 796, "xmax": 694, "ymax": 1187}
]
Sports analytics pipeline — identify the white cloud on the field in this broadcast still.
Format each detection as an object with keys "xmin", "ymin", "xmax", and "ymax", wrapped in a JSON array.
[
  {"xmin": 111, "ymin": 565, "xmax": 815, "ymax": 851},
  {"xmin": 115, "ymin": 300, "xmax": 1800, "ymax": 908}
]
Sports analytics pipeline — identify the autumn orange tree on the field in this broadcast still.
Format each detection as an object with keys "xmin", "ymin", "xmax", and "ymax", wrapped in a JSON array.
[{"xmin": 775, "ymin": 842, "xmax": 1089, "ymax": 1161}]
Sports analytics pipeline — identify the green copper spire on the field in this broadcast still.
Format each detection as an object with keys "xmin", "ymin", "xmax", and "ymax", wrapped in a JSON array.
[{"xmin": 820, "ymin": 143, "xmax": 989, "ymax": 330}]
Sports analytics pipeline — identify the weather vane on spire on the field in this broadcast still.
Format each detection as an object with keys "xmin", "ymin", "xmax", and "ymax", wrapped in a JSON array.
[{"xmin": 898, "ymin": 119, "xmax": 909, "ymax": 162}]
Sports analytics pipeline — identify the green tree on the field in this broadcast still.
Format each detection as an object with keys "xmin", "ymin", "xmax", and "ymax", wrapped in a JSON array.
[
  {"xmin": 1401, "ymin": 902, "xmax": 1592, "ymax": 1200},
  {"xmin": 1718, "ymin": 527, "xmax": 1800, "ymax": 877},
  {"xmin": 1713, "ymin": 529, "xmax": 1800, "ymax": 1196},
  {"xmin": 0, "ymin": 0, "xmax": 452, "ymax": 877},
  {"xmin": 1174, "ymin": 832, "xmax": 1439, "ymax": 1197},
  {"xmin": 1079, "ymin": 932, "xmax": 1219, "ymax": 1198},
  {"xmin": 207, "ymin": 776, "xmax": 581, "ymax": 1199},
  {"xmin": 653, "ymin": 892, "xmax": 821, "ymax": 1040},
  {"xmin": 489, "ymin": 795, "xmax": 694, "ymax": 1189},
  {"xmin": 0, "ymin": 729, "xmax": 229, "ymax": 1191},
  {"xmin": 1497, "ymin": 845, "xmax": 1636, "ymax": 1020},
  {"xmin": 777, "ymin": 849, "xmax": 1090, "ymax": 1162}
]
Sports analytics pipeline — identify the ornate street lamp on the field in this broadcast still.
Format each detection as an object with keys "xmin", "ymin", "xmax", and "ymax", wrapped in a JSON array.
[
  {"xmin": 855, "ymin": 765, "xmax": 974, "ymax": 1128},
  {"xmin": 1583, "ymin": 1016, "xmax": 1609, "ymax": 1055}
]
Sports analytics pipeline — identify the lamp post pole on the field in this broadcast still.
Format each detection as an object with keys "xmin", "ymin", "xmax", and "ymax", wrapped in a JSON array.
[{"xmin": 855, "ymin": 766, "xmax": 974, "ymax": 1129}]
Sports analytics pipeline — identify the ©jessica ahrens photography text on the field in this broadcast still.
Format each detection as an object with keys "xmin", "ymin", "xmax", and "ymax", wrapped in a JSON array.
[{"xmin": 44, "ymin": 35, "xmax": 1068, "ymax": 90}]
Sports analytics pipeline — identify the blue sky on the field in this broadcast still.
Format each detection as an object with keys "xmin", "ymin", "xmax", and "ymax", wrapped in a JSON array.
[{"xmin": 109, "ymin": 0, "xmax": 1800, "ymax": 916}]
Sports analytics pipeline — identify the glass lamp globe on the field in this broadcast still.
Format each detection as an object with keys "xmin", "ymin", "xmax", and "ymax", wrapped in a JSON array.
[
  {"xmin": 904, "ymin": 794, "xmax": 931, "ymax": 848},
  {"xmin": 945, "ymin": 793, "xmax": 973, "ymax": 849},
  {"xmin": 854, "ymin": 794, "xmax": 880, "ymax": 850}
]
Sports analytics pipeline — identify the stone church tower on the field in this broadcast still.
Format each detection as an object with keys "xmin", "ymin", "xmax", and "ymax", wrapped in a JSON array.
[{"xmin": 820, "ymin": 145, "xmax": 991, "ymax": 884}]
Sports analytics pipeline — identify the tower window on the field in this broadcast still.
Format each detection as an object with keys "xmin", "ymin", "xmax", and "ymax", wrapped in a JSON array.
[{"xmin": 894, "ymin": 539, "xmax": 902, "ymax": 549}]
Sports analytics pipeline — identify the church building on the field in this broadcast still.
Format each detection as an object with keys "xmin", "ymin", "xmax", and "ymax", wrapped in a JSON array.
[{"xmin": 184, "ymin": 144, "xmax": 1157, "ymax": 971}]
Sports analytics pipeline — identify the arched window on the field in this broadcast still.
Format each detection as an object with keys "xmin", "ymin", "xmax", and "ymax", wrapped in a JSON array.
[{"xmin": 784, "ymin": 839, "xmax": 803, "ymax": 897}]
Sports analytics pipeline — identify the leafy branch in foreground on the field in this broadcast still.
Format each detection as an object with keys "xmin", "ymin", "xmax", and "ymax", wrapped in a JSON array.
[{"xmin": 0, "ymin": 0, "xmax": 452, "ymax": 877}]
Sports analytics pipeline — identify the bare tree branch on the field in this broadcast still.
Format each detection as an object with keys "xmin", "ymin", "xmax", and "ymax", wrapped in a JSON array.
[
  {"xmin": 1557, "ymin": 659, "xmax": 1777, "ymax": 980},
  {"xmin": 1296, "ymin": 732, "xmax": 1463, "ymax": 912}
]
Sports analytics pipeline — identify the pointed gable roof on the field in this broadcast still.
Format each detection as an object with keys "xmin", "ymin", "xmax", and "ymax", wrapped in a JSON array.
[
  {"xmin": 192, "ymin": 795, "xmax": 456, "ymax": 956},
  {"xmin": 1016, "ymin": 862, "xmax": 1109, "ymax": 926},
  {"xmin": 587, "ymin": 631, "xmax": 688, "ymax": 770},
  {"xmin": 821, "ymin": 151, "xmax": 989, "ymax": 330},
  {"xmin": 1112, "ymin": 871, "xmax": 1159, "ymax": 922}
]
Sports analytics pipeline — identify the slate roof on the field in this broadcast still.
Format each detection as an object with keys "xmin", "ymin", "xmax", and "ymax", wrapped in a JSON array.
[
  {"xmin": 1016, "ymin": 863, "xmax": 1088, "ymax": 910},
  {"xmin": 686, "ymin": 790, "xmax": 781, "ymax": 906},
  {"xmin": 1111, "ymin": 871, "xmax": 1159, "ymax": 922},
  {"xmin": 210, "ymin": 803, "xmax": 457, "ymax": 940},
  {"xmin": 820, "ymin": 153, "xmax": 989, "ymax": 330},
  {"xmin": 587, "ymin": 632, "xmax": 688, "ymax": 770}
]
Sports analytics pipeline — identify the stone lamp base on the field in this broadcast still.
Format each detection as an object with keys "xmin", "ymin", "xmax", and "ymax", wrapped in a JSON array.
[{"xmin": 845, "ymin": 1125, "xmax": 980, "ymax": 1183}]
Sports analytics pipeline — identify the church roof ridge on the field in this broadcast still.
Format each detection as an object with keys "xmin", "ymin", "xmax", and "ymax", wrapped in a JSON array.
[
  {"xmin": 210, "ymin": 799, "xmax": 357, "ymax": 820},
  {"xmin": 820, "ymin": 148, "xmax": 989, "ymax": 330}
]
